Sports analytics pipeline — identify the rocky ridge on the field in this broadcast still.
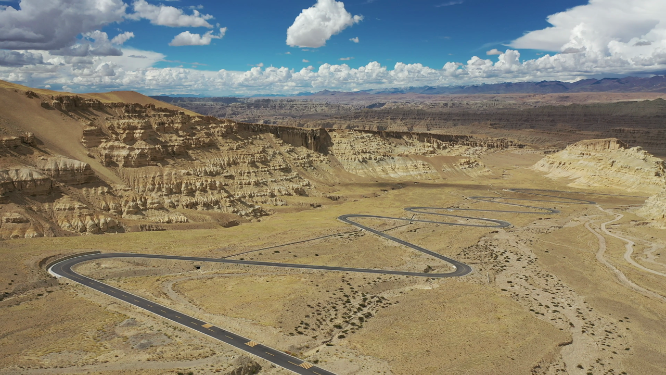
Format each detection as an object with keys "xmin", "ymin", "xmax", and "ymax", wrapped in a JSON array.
[
  {"xmin": 0, "ymin": 88, "xmax": 522, "ymax": 239},
  {"xmin": 532, "ymin": 138, "xmax": 666, "ymax": 226},
  {"xmin": 637, "ymin": 190, "xmax": 666, "ymax": 227},
  {"xmin": 329, "ymin": 130, "xmax": 497, "ymax": 178},
  {"xmin": 533, "ymin": 138, "xmax": 666, "ymax": 194}
]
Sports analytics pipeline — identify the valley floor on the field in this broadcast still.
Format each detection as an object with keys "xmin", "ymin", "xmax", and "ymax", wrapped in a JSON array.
[{"xmin": 1, "ymin": 151, "xmax": 665, "ymax": 375}]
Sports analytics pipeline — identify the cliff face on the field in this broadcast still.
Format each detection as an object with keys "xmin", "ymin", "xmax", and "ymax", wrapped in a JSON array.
[
  {"xmin": 0, "ymin": 169, "xmax": 52, "ymax": 195},
  {"xmin": 533, "ymin": 138, "xmax": 666, "ymax": 194},
  {"xmin": 37, "ymin": 157, "xmax": 96, "ymax": 185},
  {"xmin": 637, "ymin": 190, "xmax": 666, "ymax": 227},
  {"xmin": 328, "ymin": 130, "xmax": 497, "ymax": 179},
  {"xmin": 0, "ymin": 86, "xmax": 522, "ymax": 239},
  {"xmin": 360, "ymin": 130, "xmax": 520, "ymax": 149},
  {"xmin": 236, "ymin": 123, "xmax": 333, "ymax": 154},
  {"xmin": 44, "ymin": 95, "xmax": 104, "ymax": 111}
]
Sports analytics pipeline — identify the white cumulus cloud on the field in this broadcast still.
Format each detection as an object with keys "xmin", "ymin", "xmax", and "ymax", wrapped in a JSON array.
[
  {"xmin": 350, "ymin": 37, "xmax": 359, "ymax": 43},
  {"xmin": 4, "ymin": 0, "xmax": 666, "ymax": 96},
  {"xmin": 507, "ymin": 0, "xmax": 666, "ymax": 79},
  {"xmin": 169, "ymin": 28, "xmax": 226, "ymax": 46},
  {"xmin": 511, "ymin": 0, "xmax": 666, "ymax": 52},
  {"xmin": 50, "ymin": 30, "xmax": 135, "ymax": 57},
  {"xmin": 0, "ymin": 50, "xmax": 44, "ymax": 66},
  {"xmin": 51, "ymin": 31, "xmax": 109, "ymax": 56},
  {"xmin": 130, "ymin": 0, "xmax": 214, "ymax": 28},
  {"xmin": 4, "ymin": 48, "xmax": 666, "ymax": 96},
  {"xmin": 287, "ymin": 0, "xmax": 363, "ymax": 48},
  {"xmin": 0, "ymin": 0, "xmax": 127, "ymax": 50},
  {"xmin": 111, "ymin": 32, "xmax": 135, "ymax": 45}
]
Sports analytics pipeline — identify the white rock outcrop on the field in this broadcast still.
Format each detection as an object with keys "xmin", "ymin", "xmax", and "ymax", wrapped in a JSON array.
[
  {"xmin": 0, "ymin": 168, "xmax": 52, "ymax": 195},
  {"xmin": 637, "ymin": 190, "xmax": 666, "ymax": 227},
  {"xmin": 37, "ymin": 157, "xmax": 96, "ymax": 185},
  {"xmin": 533, "ymin": 138, "xmax": 666, "ymax": 194}
]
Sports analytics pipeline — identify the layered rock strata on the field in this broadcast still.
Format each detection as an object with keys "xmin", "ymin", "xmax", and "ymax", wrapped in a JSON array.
[
  {"xmin": 37, "ymin": 157, "xmax": 96, "ymax": 185},
  {"xmin": 533, "ymin": 138, "xmax": 666, "ymax": 194},
  {"xmin": 0, "ymin": 88, "xmax": 523, "ymax": 239},
  {"xmin": 0, "ymin": 168, "xmax": 52, "ymax": 195},
  {"xmin": 329, "ymin": 130, "xmax": 495, "ymax": 178}
]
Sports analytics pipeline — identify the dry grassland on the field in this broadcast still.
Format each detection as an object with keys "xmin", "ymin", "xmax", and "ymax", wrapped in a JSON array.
[
  {"xmin": 349, "ymin": 281, "xmax": 567, "ymax": 375},
  {"xmin": 1, "ymin": 152, "xmax": 666, "ymax": 374}
]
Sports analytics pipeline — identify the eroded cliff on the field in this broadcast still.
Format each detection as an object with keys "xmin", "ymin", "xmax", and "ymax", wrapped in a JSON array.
[
  {"xmin": 637, "ymin": 190, "xmax": 666, "ymax": 227},
  {"xmin": 533, "ymin": 138, "xmax": 666, "ymax": 194},
  {"xmin": 0, "ymin": 86, "xmax": 522, "ymax": 239}
]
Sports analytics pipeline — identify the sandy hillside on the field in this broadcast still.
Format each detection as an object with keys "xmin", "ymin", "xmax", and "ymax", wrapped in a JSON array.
[{"xmin": 0, "ymin": 80, "xmax": 199, "ymax": 116}]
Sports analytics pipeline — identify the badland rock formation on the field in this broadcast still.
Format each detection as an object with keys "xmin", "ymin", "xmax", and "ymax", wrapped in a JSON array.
[
  {"xmin": 532, "ymin": 138, "xmax": 666, "ymax": 226},
  {"xmin": 0, "ymin": 82, "xmax": 518, "ymax": 239},
  {"xmin": 638, "ymin": 189, "xmax": 666, "ymax": 227},
  {"xmin": 533, "ymin": 138, "xmax": 665, "ymax": 194}
]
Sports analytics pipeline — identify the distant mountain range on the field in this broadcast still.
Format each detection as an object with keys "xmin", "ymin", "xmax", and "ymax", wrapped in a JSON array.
[
  {"xmin": 304, "ymin": 76, "xmax": 666, "ymax": 96},
  {"xmin": 151, "ymin": 76, "xmax": 666, "ymax": 100}
]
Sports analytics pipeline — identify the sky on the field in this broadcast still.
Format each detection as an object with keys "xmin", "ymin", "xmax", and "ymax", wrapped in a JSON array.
[{"xmin": 1, "ymin": 0, "xmax": 665, "ymax": 96}]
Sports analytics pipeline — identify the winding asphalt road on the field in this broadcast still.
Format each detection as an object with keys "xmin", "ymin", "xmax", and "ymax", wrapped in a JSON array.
[{"xmin": 48, "ymin": 188, "xmax": 619, "ymax": 375}]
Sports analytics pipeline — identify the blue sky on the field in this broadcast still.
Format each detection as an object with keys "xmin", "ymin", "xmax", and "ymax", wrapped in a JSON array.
[
  {"xmin": 1, "ymin": 0, "xmax": 665, "ymax": 95},
  {"xmin": 138, "ymin": 0, "xmax": 587, "ymax": 71}
]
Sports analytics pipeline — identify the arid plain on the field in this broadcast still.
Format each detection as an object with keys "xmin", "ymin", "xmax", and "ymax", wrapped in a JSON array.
[{"xmin": 1, "ymin": 80, "xmax": 666, "ymax": 375}]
